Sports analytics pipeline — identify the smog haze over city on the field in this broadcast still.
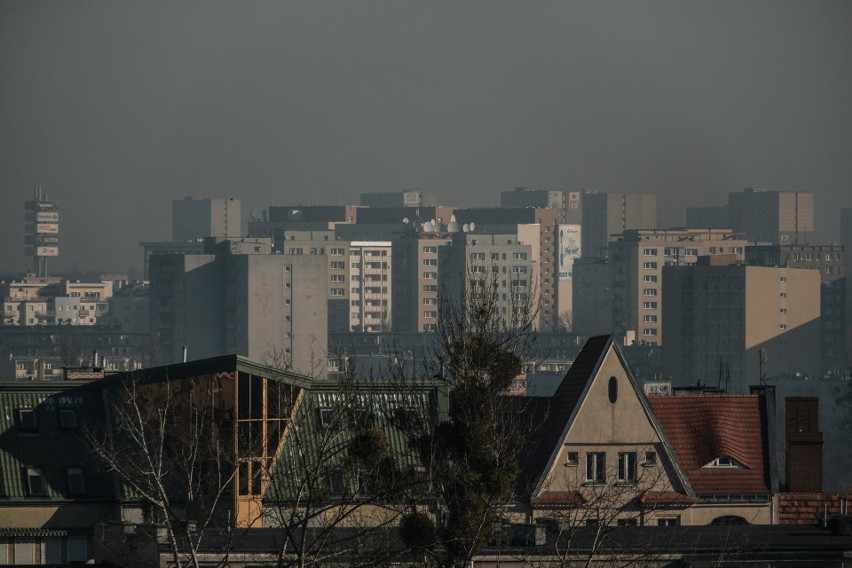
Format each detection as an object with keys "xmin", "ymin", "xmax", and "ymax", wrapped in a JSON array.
[{"xmin": 2, "ymin": 1, "xmax": 851, "ymax": 274}]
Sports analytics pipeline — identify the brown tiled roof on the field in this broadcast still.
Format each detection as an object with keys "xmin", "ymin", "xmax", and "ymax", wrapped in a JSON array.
[
  {"xmin": 639, "ymin": 491, "xmax": 699, "ymax": 506},
  {"xmin": 780, "ymin": 492, "xmax": 852, "ymax": 525},
  {"xmin": 530, "ymin": 491, "xmax": 586, "ymax": 507},
  {"xmin": 649, "ymin": 395, "xmax": 770, "ymax": 496},
  {"xmin": 519, "ymin": 335, "xmax": 612, "ymax": 497}
]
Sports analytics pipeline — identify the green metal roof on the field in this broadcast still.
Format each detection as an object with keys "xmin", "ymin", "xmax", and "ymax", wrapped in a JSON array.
[{"xmin": 0, "ymin": 381, "xmax": 113, "ymax": 502}]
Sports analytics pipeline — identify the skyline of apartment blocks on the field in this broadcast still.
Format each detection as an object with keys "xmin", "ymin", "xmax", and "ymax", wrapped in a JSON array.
[
  {"xmin": 172, "ymin": 197, "xmax": 241, "ymax": 241},
  {"xmin": 149, "ymin": 249, "xmax": 327, "ymax": 374},
  {"xmin": 663, "ymin": 258, "xmax": 821, "ymax": 394},
  {"xmin": 437, "ymin": 233, "xmax": 534, "ymax": 329},
  {"xmin": 608, "ymin": 229, "xmax": 747, "ymax": 346},
  {"xmin": 728, "ymin": 188, "xmax": 813, "ymax": 244},
  {"xmin": 745, "ymin": 244, "xmax": 846, "ymax": 375},
  {"xmin": 581, "ymin": 192, "xmax": 657, "ymax": 259}
]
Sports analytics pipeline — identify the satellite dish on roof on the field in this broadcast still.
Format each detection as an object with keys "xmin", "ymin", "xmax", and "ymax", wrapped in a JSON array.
[
  {"xmin": 422, "ymin": 221, "xmax": 435, "ymax": 232},
  {"xmin": 402, "ymin": 217, "xmax": 410, "ymax": 224},
  {"xmin": 469, "ymin": 222, "xmax": 475, "ymax": 231},
  {"xmin": 462, "ymin": 223, "xmax": 470, "ymax": 232},
  {"xmin": 447, "ymin": 221, "xmax": 460, "ymax": 233},
  {"xmin": 450, "ymin": 214, "xmax": 457, "ymax": 223}
]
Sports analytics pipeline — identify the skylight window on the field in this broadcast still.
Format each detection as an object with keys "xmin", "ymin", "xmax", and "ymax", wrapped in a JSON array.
[{"xmin": 702, "ymin": 456, "xmax": 746, "ymax": 469}]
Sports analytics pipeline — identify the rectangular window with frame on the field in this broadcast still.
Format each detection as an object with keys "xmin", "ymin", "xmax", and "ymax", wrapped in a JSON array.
[
  {"xmin": 565, "ymin": 451, "xmax": 579, "ymax": 466},
  {"xmin": 644, "ymin": 451, "xmax": 657, "ymax": 466},
  {"xmin": 586, "ymin": 452, "xmax": 605, "ymax": 483},
  {"xmin": 18, "ymin": 409, "xmax": 37, "ymax": 432},
  {"xmin": 618, "ymin": 452, "xmax": 637, "ymax": 482},
  {"xmin": 59, "ymin": 409, "xmax": 78, "ymax": 430},
  {"xmin": 329, "ymin": 469, "xmax": 346, "ymax": 495},
  {"xmin": 25, "ymin": 467, "xmax": 46, "ymax": 496},
  {"xmin": 66, "ymin": 467, "xmax": 86, "ymax": 496},
  {"xmin": 657, "ymin": 516, "xmax": 680, "ymax": 526}
]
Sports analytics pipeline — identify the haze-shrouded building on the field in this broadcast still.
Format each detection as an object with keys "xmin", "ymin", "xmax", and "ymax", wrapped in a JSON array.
[
  {"xmin": 500, "ymin": 187, "xmax": 584, "ymax": 224},
  {"xmin": 149, "ymin": 248, "xmax": 327, "ymax": 375},
  {"xmin": 172, "ymin": 197, "xmax": 241, "ymax": 241},
  {"xmin": 728, "ymin": 188, "xmax": 813, "ymax": 245},
  {"xmin": 581, "ymin": 192, "xmax": 657, "ymax": 259},
  {"xmin": 360, "ymin": 189, "xmax": 438, "ymax": 208},
  {"xmin": 609, "ymin": 229, "xmax": 746, "ymax": 346},
  {"xmin": 663, "ymin": 257, "xmax": 821, "ymax": 393},
  {"xmin": 438, "ymin": 233, "xmax": 534, "ymax": 329},
  {"xmin": 686, "ymin": 206, "xmax": 729, "ymax": 229},
  {"xmin": 746, "ymin": 244, "xmax": 846, "ymax": 375}
]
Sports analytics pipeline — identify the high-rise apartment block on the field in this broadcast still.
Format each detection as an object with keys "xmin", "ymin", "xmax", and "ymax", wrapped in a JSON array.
[
  {"xmin": 663, "ymin": 258, "xmax": 821, "ymax": 393},
  {"xmin": 686, "ymin": 206, "xmax": 729, "ymax": 229},
  {"xmin": 571, "ymin": 257, "xmax": 611, "ymax": 335},
  {"xmin": 438, "ymin": 233, "xmax": 534, "ymax": 329},
  {"xmin": 453, "ymin": 208, "xmax": 560, "ymax": 330},
  {"xmin": 581, "ymin": 192, "xmax": 657, "ymax": 259},
  {"xmin": 348, "ymin": 241, "xmax": 393, "ymax": 332},
  {"xmin": 746, "ymin": 244, "xmax": 846, "ymax": 375},
  {"xmin": 149, "ymin": 248, "xmax": 327, "ymax": 374},
  {"xmin": 172, "ymin": 197, "xmax": 242, "ymax": 241},
  {"xmin": 609, "ymin": 229, "xmax": 746, "ymax": 346},
  {"xmin": 728, "ymin": 188, "xmax": 813, "ymax": 244}
]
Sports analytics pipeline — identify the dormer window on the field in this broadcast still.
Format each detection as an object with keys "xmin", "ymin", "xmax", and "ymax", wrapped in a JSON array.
[{"xmin": 703, "ymin": 456, "xmax": 746, "ymax": 469}]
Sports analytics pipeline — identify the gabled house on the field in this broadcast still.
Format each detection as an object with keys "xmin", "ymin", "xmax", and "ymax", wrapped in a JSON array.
[{"xmin": 520, "ymin": 335, "xmax": 778, "ymax": 527}]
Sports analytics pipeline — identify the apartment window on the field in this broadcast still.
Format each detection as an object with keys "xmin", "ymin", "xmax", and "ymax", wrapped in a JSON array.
[
  {"xmin": 331, "ymin": 248, "xmax": 345, "ymax": 256},
  {"xmin": 423, "ymin": 298, "xmax": 437, "ymax": 305},
  {"xmin": 642, "ymin": 302, "xmax": 658, "ymax": 309},
  {"xmin": 18, "ymin": 409, "xmax": 37, "ymax": 432},
  {"xmin": 330, "ymin": 262, "xmax": 345, "ymax": 270},
  {"xmin": 618, "ymin": 452, "xmax": 637, "ymax": 482},
  {"xmin": 643, "ymin": 315, "xmax": 658, "ymax": 323},
  {"xmin": 329, "ymin": 274, "xmax": 343, "ymax": 283},
  {"xmin": 644, "ymin": 452, "xmax": 657, "ymax": 466},
  {"xmin": 512, "ymin": 252, "xmax": 527, "ymax": 260},
  {"xmin": 780, "ymin": 308, "xmax": 787, "ymax": 314},
  {"xmin": 470, "ymin": 252, "xmax": 486, "ymax": 260},
  {"xmin": 330, "ymin": 288, "xmax": 345, "ymax": 297},
  {"xmin": 470, "ymin": 265, "xmax": 485, "ymax": 273},
  {"xmin": 658, "ymin": 517, "xmax": 680, "ymax": 526},
  {"xmin": 643, "ymin": 248, "xmax": 658, "ymax": 256},
  {"xmin": 423, "ymin": 311, "xmax": 437, "ymax": 319},
  {"xmin": 586, "ymin": 452, "xmax": 605, "ymax": 483},
  {"xmin": 643, "ymin": 328, "xmax": 658, "ymax": 336},
  {"xmin": 643, "ymin": 275, "xmax": 658, "ymax": 283},
  {"xmin": 423, "ymin": 285, "xmax": 438, "ymax": 292},
  {"xmin": 565, "ymin": 452, "xmax": 579, "ymax": 466},
  {"xmin": 643, "ymin": 288, "xmax": 657, "ymax": 296},
  {"xmin": 67, "ymin": 467, "xmax": 86, "ymax": 496},
  {"xmin": 25, "ymin": 467, "xmax": 46, "ymax": 496},
  {"xmin": 59, "ymin": 409, "xmax": 78, "ymax": 430},
  {"xmin": 423, "ymin": 259, "xmax": 438, "ymax": 266},
  {"xmin": 780, "ymin": 292, "xmax": 787, "ymax": 298},
  {"xmin": 642, "ymin": 262, "xmax": 657, "ymax": 270},
  {"xmin": 423, "ymin": 246, "xmax": 438, "ymax": 254},
  {"xmin": 423, "ymin": 272, "xmax": 437, "ymax": 280},
  {"xmin": 511, "ymin": 266, "xmax": 528, "ymax": 273},
  {"xmin": 780, "ymin": 276, "xmax": 787, "ymax": 282},
  {"xmin": 780, "ymin": 324, "xmax": 787, "ymax": 330},
  {"xmin": 825, "ymin": 253, "xmax": 832, "ymax": 261}
]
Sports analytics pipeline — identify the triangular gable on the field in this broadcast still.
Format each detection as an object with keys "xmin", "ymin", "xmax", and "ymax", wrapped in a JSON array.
[{"xmin": 531, "ymin": 336, "xmax": 694, "ymax": 499}]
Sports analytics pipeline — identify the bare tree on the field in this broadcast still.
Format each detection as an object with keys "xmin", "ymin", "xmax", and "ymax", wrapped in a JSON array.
[
  {"xmin": 394, "ymin": 270, "xmax": 540, "ymax": 568},
  {"xmin": 86, "ymin": 373, "xmax": 240, "ymax": 568}
]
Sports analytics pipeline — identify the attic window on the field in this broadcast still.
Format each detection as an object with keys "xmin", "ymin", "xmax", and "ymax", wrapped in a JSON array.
[
  {"xmin": 565, "ymin": 452, "xmax": 579, "ymax": 467},
  {"xmin": 703, "ymin": 456, "xmax": 745, "ymax": 469},
  {"xmin": 18, "ymin": 409, "xmax": 37, "ymax": 432},
  {"xmin": 608, "ymin": 377, "xmax": 618, "ymax": 403},
  {"xmin": 318, "ymin": 408, "xmax": 337, "ymax": 429},
  {"xmin": 59, "ymin": 409, "xmax": 78, "ymax": 430},
  {"xmin": 25, "ymin": 467, "xmax": 46, "ymax": 496}
]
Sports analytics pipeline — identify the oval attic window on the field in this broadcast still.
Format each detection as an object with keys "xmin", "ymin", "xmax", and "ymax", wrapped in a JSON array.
[{"xmin": 608, "ymin": 376, "xmax": 618, "ymax": 403}]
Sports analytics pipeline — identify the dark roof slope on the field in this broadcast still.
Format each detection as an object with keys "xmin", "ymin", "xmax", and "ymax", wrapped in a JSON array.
[
  {"xmin": 649, "ymin": 394, "xmax": 770, "ymax": 496},
  {"xmin": 517, "ymin": 335, "xmax": 611, "ymax": 497}
]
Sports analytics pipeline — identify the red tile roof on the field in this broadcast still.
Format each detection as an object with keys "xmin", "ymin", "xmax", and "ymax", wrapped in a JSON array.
[
  {"xmin": 649, "ymin": 394, "xmax": 769, "ymax": 496},
  {"xmin": 780, "ymin": 492, "xmax": 852, "ymax": 525}
]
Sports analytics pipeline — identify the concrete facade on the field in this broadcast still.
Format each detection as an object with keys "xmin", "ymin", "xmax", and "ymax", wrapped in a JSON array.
[
  {"xmin": 728, "ymin": 188, "xmax": 813, "ymax": 245},
  {"xmin": 150, "ymin": 252, "xmax": 327, "ymax": 375},
  {"xmin": 172, "ymin": 197, "xmax": 241, "ymax": 241},
  {"xmin": 609, "ymin": 229, "xmax": 747, "ymax": 346},
  {"xmin": 662, "ymin": 261, "xmax": 821, "ymax": 393},
  {"xmin": 581, "ymin": 192, "xmax": 657, "ymax": 260}
]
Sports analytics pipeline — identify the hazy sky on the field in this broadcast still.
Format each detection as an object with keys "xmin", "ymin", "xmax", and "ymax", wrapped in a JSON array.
[{"xmin": 2, "ymin": 1, "xmax": 851, "ymax": 274}]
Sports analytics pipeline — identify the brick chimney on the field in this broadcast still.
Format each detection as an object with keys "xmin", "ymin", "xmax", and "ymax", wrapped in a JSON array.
[{"xmin": 786, "ymin": 397, "xmax": 823, "ymax": 492}]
